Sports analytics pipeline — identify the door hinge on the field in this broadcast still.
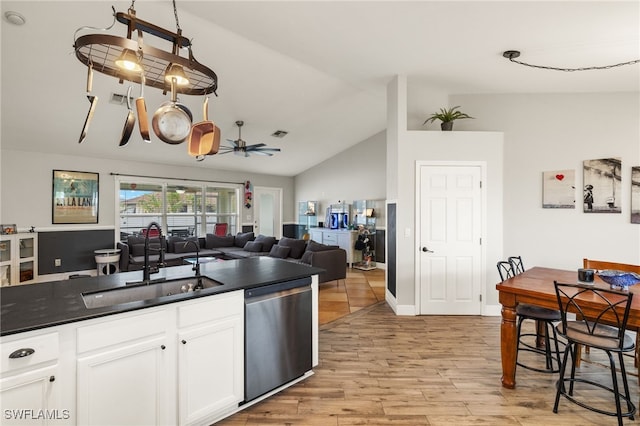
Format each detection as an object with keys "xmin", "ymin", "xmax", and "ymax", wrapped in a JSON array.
[
  {"xmin": 479, "ymin": 237, "xmax": 482, "ymax": 245},
  {"xmin": 479, "ymin": 181, "xmax": 482, "ymax": 188},
  {"xmin": 479, "ymin": 294, "xmax": 482, "ymax": 302}
]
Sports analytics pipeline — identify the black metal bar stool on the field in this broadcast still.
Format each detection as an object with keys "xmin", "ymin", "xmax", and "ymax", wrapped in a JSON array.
[
  {"xmin": 497, "ymin": 259, "xmax": 563, "ymax": 373},
  {"xmin": 553, "ymin": 281, "xmax": 636, "ymax": 426}
]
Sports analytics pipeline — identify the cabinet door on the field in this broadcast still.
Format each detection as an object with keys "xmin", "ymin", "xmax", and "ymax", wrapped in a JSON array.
[
  {"xmin": 308, "ymin": 229, "xmax": 323, "ymax": 244},
  {"xmin": 77, "ymin": 336, "xmax": 169, "ymax": 426},
  {"xmin": 0, "ymin": 365, "xmax": 61, "ymax": 425},
  {"xmin": 178, "ymin": 316, "xmax": 243, "ymax": 425}
]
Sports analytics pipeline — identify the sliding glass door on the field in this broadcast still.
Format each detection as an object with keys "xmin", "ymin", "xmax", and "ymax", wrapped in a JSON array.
[{"xmin": 117, "ymin": 177, "xmax": 240, "ymax": 241}]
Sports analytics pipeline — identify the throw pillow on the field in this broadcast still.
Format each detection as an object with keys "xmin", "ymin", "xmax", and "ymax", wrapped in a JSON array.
[
  {"xmin": 174, "ymin": 238, "xmax": 199, "ymax": 254},
  {"xmin": 255, "ymin": 234, "xmax": 276, "ymax": 252},
  {"xmin": 235, "ymin": 232, "xmax": 255, "ymax": 248},
  {"xmin": 131, "ymin": 243, "xmax": 160, "ymax": 257},
  {"xmin": 206, "ymin": 234, "xmax": 234, "ymax": 249},
  {"xmin": 168, "ymin": 236, "xmax": 198, "ymax": 253},
  {"xmin": 278, "ymin": 237, "xmax": 306, "ymax": 259},
  {"xmin": 269, "ymin": 245, "xmax": 291, "ymax": 259},
  {"xmin": 300, "ymin": 250, "xmax": 314, "ymax": 264},
  {"xmin": 243, "ymin": 241, "xmax": 263, "ymax": 252}
]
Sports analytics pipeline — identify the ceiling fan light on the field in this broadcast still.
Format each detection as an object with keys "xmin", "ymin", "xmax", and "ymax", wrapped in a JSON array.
[
  {"xmin": 164, "ymin": 63, "xmax": 189, "ymax": 86},
  {"xmin": 114, "ymin": 48, "xmax": 142, "ymax": 72}
]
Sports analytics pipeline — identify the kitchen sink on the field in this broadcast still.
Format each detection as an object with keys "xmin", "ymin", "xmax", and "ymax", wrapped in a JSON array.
[{"xmin": 82, "ymin": 276, "xmax": 223, "ymax": 309}]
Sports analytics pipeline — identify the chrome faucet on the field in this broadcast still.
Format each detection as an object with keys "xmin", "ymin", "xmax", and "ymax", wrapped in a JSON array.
[{"xmin": 143, "ymin": 222, "xmax": 166, "ymax": 283}]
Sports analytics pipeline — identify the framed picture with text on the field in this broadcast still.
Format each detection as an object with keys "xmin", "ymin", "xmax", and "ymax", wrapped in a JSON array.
[{"xmin": 52, "ymin": 170, "xmax": 99, "ymax": 224}]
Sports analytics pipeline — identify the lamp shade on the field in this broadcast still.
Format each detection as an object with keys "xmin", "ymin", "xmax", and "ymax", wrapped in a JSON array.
[
  {"xmin": 114, "ymin": 48, "xmax": 142, "ymax": 72},
  {"xmin": 164, "ymin": 63, "xmax": 189, "ymax": 86}
]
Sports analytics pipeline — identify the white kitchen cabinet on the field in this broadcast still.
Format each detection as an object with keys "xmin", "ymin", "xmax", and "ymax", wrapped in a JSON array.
[
  {"xmin": 74, "ymin": 291, "xmax": 244, "ymax": 426},
  {"xmin": 77, "ymin": 336, "xmax": 169, "ymax": 425},
  {"xmin": 308, "ymin": 229, "xmax": 360, "ymax": 267},
  {"xmin": 0, "ymin": 331, "xmax": 61, "ymax": 425},
  {"xmin": 0, "ymin": 365, "xmax": 60, "ymax": 426},
  {"xmin": 76, "ymin": 308, "xmax": 170, "ymax": 425},
  {"xmin": 177, "ymin": 291, "xmax": 244, "ymax": 426},
  {"xmin": 0, "ymin": 233, "xmax": 37, "ymax": 286}
]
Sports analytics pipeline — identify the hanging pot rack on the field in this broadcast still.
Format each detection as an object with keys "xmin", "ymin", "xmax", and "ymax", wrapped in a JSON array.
[{"xmin": 74, "ymin": 7, "xmax": 218, "ymax": 96}]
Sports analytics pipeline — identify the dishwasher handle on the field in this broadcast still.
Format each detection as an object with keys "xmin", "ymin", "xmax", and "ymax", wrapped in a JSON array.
[{"xmin": 245, "ymin": 276, "xmax": 312, "ymax": 300}]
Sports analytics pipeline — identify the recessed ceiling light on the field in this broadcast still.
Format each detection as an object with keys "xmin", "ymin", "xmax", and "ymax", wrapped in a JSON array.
[{"xmin": 4, "ymin": 11, "xmax": 26, "ymax": 26}]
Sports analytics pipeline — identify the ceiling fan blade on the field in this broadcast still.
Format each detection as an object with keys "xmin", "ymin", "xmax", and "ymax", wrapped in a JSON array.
[
  {"xmin": 250, "ymin": 150, "xmax": 274, "ymax": 156},
  {"xmin": 225, "ymin": 139, "xmax": 240, "ymax": 148},
  {"xmin": 254, "ymin": 147, "xmax": 281, "ymax": 152},
  {"xmin": 245, "ymin": 143, "xmax": 266, "ymax": 150}
]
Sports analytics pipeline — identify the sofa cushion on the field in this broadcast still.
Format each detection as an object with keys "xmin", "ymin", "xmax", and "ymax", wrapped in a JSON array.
[
  {"xmin": 300, "ymin": 250, "xmax": 314, "ymax": 264},
  {"xmin": 206, "ymin": 234, "xmax": 235, "ymax": 249},
  {"xmin": 255, "ymin": 234, "xmax": 276, "ymax": 252},
  {"xmin": 243, "ymin": 241, "xmax": 263, "ymax": 252},
  {"xmin": 269, "ymin": 245, "xmax": 291, "ymax": 259},
  {"xmin": 277, "ymin": 237, "xmax": 306, "ymax": 259},
  {"xmin": 174, "ymin": 239, "xmax": 199, "ymax": 254},
  {"xmin": 235, "ymin": 232, "xmax": 255, "ymax": 248},
  {"xmin": 306, "ymin": 240, "xmax": 338, "ymax": 252},
  {"xmin": 169, "ymin": 236, "xmax": 199, "ymax": 253},
  {"xmin": 128, "ymin": 236, "xmax": 164, "ymax": 257}
]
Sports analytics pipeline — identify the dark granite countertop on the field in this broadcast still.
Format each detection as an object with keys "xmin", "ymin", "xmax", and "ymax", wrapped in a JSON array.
[{"xmin": 1, "ymin": 257, "xmax": 323, "ymax": 336}]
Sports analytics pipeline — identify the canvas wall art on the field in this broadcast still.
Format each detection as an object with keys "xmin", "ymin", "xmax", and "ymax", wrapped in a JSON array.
[
  {"xmin": 632, "ymin": 166, "xmax": 640, "ymax": 224},
  {"xmin": 582, "ymin": 158, "xmax": 622, "ymax": 213},
  {"xmin": 542, "ymin": 170, "xmax": 575, "ymax": 209}
]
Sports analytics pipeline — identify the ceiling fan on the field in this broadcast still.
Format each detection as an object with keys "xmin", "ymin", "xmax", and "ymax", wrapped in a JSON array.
[{"xmin": 218, "ymin": 121, "xmax": 281, "ymax": 157}]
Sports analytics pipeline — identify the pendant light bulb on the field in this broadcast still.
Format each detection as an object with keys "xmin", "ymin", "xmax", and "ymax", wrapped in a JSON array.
[
  {"xmin": 114, "ymin": 48, "xmax": 142, "ymax": 73},
  {"xmin": 164, "ymin": 63, "xmax": 189, "ymax": 86}
]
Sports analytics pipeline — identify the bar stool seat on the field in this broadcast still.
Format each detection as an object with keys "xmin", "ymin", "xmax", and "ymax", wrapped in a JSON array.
[{"xmin": 516, "ymin": 303, "xmax": 563, "ymax": 373}]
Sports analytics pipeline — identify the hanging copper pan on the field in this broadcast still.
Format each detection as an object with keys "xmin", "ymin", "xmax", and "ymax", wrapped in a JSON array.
[{"xmin": 188, "ymin": 97, "xmax": 220, "ymax": 158}]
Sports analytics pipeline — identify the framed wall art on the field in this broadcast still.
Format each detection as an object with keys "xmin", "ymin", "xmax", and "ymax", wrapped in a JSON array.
[
  {"xmin": 632, "ymin": 166, "xmax": 640, "ymax": 224},
  {"xmin": 582, "ymin": 158, "xmax": 621, "ymax": 213},
  {"xmin": 542, "ymin": 170, "xmax": 575, "ymax": 209},
  {"xmin": 52, "ymin": 170, "xmax": 99, "ymax": 224}
]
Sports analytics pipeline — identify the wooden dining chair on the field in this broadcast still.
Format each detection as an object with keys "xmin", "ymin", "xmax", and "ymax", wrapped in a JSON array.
[
  {"xmin": 497, "ymin": 260, "xmax": 563, "ymax": 373},
  {"xmin": 553, "ymin": 281, "xmax": 636, "ymax": 426}
]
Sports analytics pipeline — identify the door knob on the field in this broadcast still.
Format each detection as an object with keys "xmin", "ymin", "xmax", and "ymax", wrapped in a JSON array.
[{"xmin": 421, "ymin": 247, "xmax": 434, "ymax": 253}]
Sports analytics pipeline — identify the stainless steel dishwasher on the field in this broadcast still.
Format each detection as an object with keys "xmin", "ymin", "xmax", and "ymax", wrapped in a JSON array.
[{"xmin": 244, "ymin": 277, "xmax": 312, "ymax": 402}]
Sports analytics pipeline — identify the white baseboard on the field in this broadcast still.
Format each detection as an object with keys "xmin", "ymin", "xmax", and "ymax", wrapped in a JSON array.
[
  {"xmin": 395, "ymin": 304, "xmax": 416, "ymax": 315},
  {"xmin": 483, "ymin": 304, "xmax": 502, "ymax": 316}
]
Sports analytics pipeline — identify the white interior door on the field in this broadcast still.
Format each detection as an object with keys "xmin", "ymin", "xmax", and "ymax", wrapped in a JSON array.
[
  {"xmin": 253, "ymin": 187, "xmax": 283, "ymax": 238},
  {"xmin": 418, "ymin": 164, "xmax": 483, "ymax": 315}
]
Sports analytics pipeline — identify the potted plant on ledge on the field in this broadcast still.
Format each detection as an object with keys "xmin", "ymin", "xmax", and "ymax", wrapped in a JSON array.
[{"xmin": 423, "ymin": 106, "xmax": 474, "ymax": 131}]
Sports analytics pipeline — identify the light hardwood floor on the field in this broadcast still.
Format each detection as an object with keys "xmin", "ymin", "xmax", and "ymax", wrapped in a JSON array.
[{"xmin": 219, "ymin": 271, "xmax": 637, "ymax": 425}]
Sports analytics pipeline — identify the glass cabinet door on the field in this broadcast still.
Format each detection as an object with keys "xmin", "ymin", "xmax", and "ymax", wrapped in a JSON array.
[
  {"xmin": 19, "ymin": 236, "xmax": 34, "ymax": 259},
  {"xmin": 0, "ymin": 239, "xmax": 12, "ymax": 286}
]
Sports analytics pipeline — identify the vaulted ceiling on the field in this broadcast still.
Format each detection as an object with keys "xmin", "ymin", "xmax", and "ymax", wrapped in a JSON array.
[{"xmin": 2, "ymin": 1, "xmax": 638, "ymax": 176}]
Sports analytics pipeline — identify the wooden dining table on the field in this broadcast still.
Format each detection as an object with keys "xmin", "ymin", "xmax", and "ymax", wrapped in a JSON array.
[{"xmin": 496, "ymin": 266, "xmax": 640, "ymax": 389}]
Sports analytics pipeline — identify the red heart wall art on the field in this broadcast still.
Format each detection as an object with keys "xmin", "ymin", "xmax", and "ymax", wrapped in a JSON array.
[{"xmin": 555, "ymin": 174, "xmax": 564, "ymax": 181}]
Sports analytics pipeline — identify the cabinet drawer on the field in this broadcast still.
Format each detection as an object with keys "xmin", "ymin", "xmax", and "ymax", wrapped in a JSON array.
[
  {"xmin": 322, "ymin": 233, "xmax": 338, "ymax": 244},
  {"xmin": 1, "ymin": 332, "xmax": 58, "ymax": 374},
  {"xmin": 77, "ymin": 309, "xmax": 167, "ymax": 354},
  {"xmin": 178, "ymin": 291, "xmax": 243, "ymax": 329}
]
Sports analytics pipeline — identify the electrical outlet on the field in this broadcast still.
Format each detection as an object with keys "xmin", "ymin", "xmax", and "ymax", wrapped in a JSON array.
[{"xmin": 54, "ymin": 258, "xmax": 61, "ymax": 267}]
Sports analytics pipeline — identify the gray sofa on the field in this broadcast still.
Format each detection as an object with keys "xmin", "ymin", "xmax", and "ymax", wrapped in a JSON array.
[{"xmin": 117, "ymin": 232, "xmax": 347, "ymax": 284}]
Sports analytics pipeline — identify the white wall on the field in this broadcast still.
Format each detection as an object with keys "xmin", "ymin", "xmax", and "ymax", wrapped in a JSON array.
[
  {"xmin": 446, "ymin": 93, "xmax": 640, "ymax": 269},
  {"xmin": 0, "ymin": 149, "xmax": 295, "ymax": 231},
  {"xmin": 387, "ymin": 77, "xmax": 504, "ymax": 311},
  {"xmin": 293, "ymin": 131, "xmax": 386, "ymax": 217}
]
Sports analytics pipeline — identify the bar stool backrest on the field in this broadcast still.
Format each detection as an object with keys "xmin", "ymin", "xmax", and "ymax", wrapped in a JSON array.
[{"xmin": 497, "ymin": 261, "xmax": 515, "ymax": 282}]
